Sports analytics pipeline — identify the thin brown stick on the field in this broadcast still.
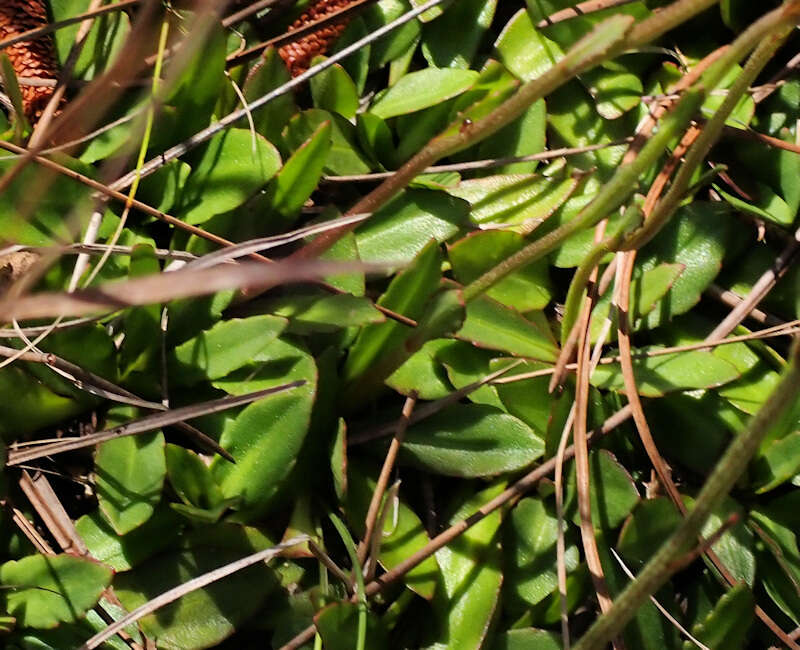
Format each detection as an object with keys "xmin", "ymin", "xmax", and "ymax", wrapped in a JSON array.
[
  {"xmin": 536, "ymin": 0, "xmax": 639, "ymax": 28},
  {"xmin": 356, "ymin": 392, "xmax": 417, "ymax": 565},
  {"xmin": 6, "ymin": 383, "xmax": 303, "ymax": 466},
  {"xmin": 307, "ymin": 538, "xmax": 351, "ymax": 586},
  {"xmin": 18, "ymin": 470, "xmax": 88, "ymax": 556},
  {"xmin": 572, "ymin": 223, "xmax": 617, "ymax": 632},
  {"xmin": 707, "ymin": 229, "xmax": 800, "ymax": 342},
  {"xmin": 5, "ymin": 500, "xmax": 54, "ymax": 554},
  {"xmin": 706, "ymin": 284, "xmax": 785, "ymax": 328},
  {"xmin": 0, "ymin": 139, "xmax": 415, "ymax": 327},
  {"xmin": 723, "ymin": 124, "xmax": 800, "ymax": 155}
]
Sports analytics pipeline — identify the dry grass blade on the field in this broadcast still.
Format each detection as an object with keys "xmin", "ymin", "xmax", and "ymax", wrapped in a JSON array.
[
  {"xmin": 18, "ymin": 470, "xmax": 87, "ymax": 555},
  {"xmin": 6, "ymin": 382, "xmax": 305, "ymax": 466},
  {"xmin": 571, "ymin": 223, "xmax": 616, "ymax": 631},
  {"xmin": 0, "ymin": 259, "xmax": 377, "ymax": 321},
  {"xmin": 79, "ymin": 536, "xmax": 310, "ymax": 650}
]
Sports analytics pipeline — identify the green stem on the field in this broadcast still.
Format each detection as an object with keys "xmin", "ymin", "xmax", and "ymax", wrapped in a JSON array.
[
  {"xmin": 329, "ymin": 513, "xmax": 368, "ymax": 650},
  {"xmin": 560, "ymin": 201, "xmax": 643, "ymax": 346},
  {"xmin": 574, "ymin": 341, "xmax": 800, "ymax": 650}
]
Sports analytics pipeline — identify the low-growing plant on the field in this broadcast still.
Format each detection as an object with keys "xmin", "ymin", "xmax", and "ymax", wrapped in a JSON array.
[{"xmin": 1, "ymin": 1, "xmax": 800, "ymax": 649}]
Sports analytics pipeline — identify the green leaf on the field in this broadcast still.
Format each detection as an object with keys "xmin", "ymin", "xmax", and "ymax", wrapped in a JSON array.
[
  {"xmin": 687, "ymin": 584, "xmax": 754, "ymax": 649},
  {"xmin": 548, "ymin": 83, "xmax": 631, "ymax": 178},
  {"xmin": 493, "ymin": 359, "xmax": 552, "ymax": 436},
  {"xmin": 431, "ymin": 482, "xmax": 505, "ymax": 649},
  {"xmin": 96, "ymin": 428, "xmax": 166, "ymax": 535},
  {"xmin": 474, "ymin": 98, "xmax": 547, "ymax": 175},
  {"xmin": 436, "ymin": 340, "xmax": 505, "ymax": 409},
  {"xmin": 636, "ymin": 202, "xmax": 732, "ymax": 330},
  {"xmin": 715, "ymin": 182, "xmax": 794, "ymax": 226},
  {"xmin": 331, "ymin": 18, "xmax": 371, "ymax": 94},
  {"xmin": 492, "ymin": 628, "xmax": 562, "ymax": 650},
  {"xmin": 494, "ymin": 9, "xmax": 563, "ymax": 81},
  {"xmin": 161, "ymin": 24, "xmax": 227, "ymax": 144},
  {"xmin": 114, "ymin": 547, "xmax": 278, "ymax": 649},
  {"xmin": 357, "ymin": 112, "xmax": 397, "ymax": 168},
  {"xmin": 395, "ymin": 102, "xmax": 454, "ymax": 162},
  {"xmin": 505, "ymin": 498, "xmax": 579, "ymax": 610},
  {"xmin": 752, "ymin": 431, "xmax": 800, "ymax": 493},
  {"xmin": 692, "ymin": 496, "xmax": 755, "ymax": 585},
  {"xmin": 242, "ymin": 46, "xmax": 296, "ymax": 144},
  {"xmin": 283, "ymin": 108, "xmax": 372, "ymax": 175},
  {"xmin": 331, "ymin": 418, "xmax": 348, "ymax": 501},
  {"xmin": 176, "ymin": 128, "xmax": 282, "ymax": 225},
  {"xmin": 344, "ymin": 241, "xmax": 442, "ymax": 386},
  {"xmin": 644, "ymin": 391, "xmax": 743, "ymax": 476},
  {"xmin": 421, "ymin": 0, "xmax": 497, "ymax": 69},
  {"xmin": 315, "ymin": 602, "xmax": 388, "ymax": 650},
  {"xmin": 120, "ymin": 245, "xmax": 162, "ymax": 382},
  {"xmin": 310, "ymin": 58, "xmax": 359, "ymax": 119},
  {"xmin": 458, "ymin": 295, "xmax": 559, "ymax": 362},
  {"xmin": 370, "ymin": 68, "xmax": 478, "ymax": 119},
  {"xmin": 166, "ymin": 443, "xmax": 224, "ymax": 509},
  {"xmin": 355, "ymin": 189, "xmax": 469, "ymax": 266},
  {"xmin": 591, "ymin": 348, "xmax": 740, "ymax": 397},
  {"xmin": 263, "ymin": 121, "xmax": 332, "ymax": 224},
  {"xmin": 265, "ymin": 291, "xmax": 384, "ymax": 334},
  {"xmin": 386, "ymin": 338, "xmax": 455, "ymax": 400},
  {"xmin": 0, "ymin": 157, "xmax": 92, "ymax": 246},
  {"xmin": 447, "ymin": 174, "xmax": 578, "ymax": 232},
  {"xmin": 168, "ymin": 315, "xmax": 287, "ymax": 386},
  {"xmin": 211, "ymin": 338, "xmax": 317, "ymax": 519},
  {"xmin": 449, "ymin": 230, "xmax": 552, "ymax": 311},
  {"xmin": 362, "ymin": 0, "xmax": 422, "ymax": 69},
  {"xmin": 564, "ymin": 450, "xmax": 640, "ymax": 530},
  {"xmin": 0, "ymin": 554, "xmax": 112, "ymax": 629},
  {"xmin": 582, "ymin": 62, "xmax": 643, "ymax": 120},
  {"xmin": 346, "ymin": 461, "xmax": 439, "ymax": 599},
  {"xmin": 399, "ymin": 403, "xmax": 544, "ymax": 477},
  {"xmin": 618, "ymin": 498, "xmax": 682, "ymax": 566},
  {"xmin": 76, "ymin": 507, "xmax": 183, "ymax": 572},
  {"xmin": 51, "ymin": 0, "xmax": 130, "ymax": 80}
]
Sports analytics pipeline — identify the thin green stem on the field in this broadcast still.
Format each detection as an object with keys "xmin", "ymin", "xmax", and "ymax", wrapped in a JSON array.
[
  {"xmin": 329, "ymin": 514, "xmax": 367, "ymax": 650},
  {"xmin": 560, "ymin": 202, "xmax": 643, "ymax": 345},
  {"xmin": 574, "ymin": 340, "xmax": 800, "ymax": 649}
]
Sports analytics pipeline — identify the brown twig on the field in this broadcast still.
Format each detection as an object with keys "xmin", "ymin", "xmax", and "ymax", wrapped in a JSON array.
[
  {"xmin": 536, "ymin": 0, "xmax": 639, "ymax": 28},
  {"xmin": 356, "ymin": 392, "xmax": 417, "ymax": 565},
  {"xmin": 572, "ymin": 223, "xmax": 617, "ymax": 628}
]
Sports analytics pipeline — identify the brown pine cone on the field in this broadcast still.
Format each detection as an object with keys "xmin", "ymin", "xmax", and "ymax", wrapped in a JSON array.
[
  {"xmin": 278, "ymin": 0, "xmax": 354, "ymax": 77},
  {"xmin": 0, "ymin": 0, "xmax": 62, "ymax": 123}
]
